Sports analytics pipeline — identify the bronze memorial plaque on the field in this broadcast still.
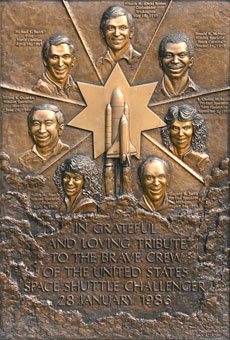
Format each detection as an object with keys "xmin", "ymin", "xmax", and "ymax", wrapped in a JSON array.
[{"xmin": 0, "ymin": 0, "xmax": 229, "ymax": 339}]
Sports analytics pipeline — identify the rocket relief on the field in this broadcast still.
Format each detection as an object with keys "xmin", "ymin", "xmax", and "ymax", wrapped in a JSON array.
[
  {"xmin": 0, "ymin": 1, "xmax": 229, "ymax": 339},
  {"xmin": 106, "ymin": 88, "xmax": 137, "ymax": 164},
  {"xmin": 105, "ymin": 88, "xmax": 137, "ymax": 195}
]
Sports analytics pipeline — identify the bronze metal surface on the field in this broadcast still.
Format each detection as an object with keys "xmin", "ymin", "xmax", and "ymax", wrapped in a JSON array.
[{"xmin": 0, "ymin": 1, "xmax": 229, "ymax": 339}]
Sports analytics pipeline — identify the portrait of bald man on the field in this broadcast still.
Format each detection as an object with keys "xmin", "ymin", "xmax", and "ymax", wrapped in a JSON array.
[{"xmin": 138, "ymin": 157, "xmax": 172, "ymax": 215}]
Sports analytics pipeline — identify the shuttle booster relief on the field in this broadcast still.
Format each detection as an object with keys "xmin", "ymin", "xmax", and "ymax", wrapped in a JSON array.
[{"xmin": 105, "ymin": 88, "xmax": 137, "ymax": 195}]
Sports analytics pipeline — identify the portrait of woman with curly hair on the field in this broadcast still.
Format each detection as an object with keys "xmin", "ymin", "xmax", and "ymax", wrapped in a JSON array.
[
  {"xmin": 161, "ymin": 104, "xmax": 211, "ymax": 174},
  {"xmin": 53, "ymin": 155, "xmax": 103, "ymax": 214}
]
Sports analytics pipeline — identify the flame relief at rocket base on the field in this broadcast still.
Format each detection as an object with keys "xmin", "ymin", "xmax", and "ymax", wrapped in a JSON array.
[{"xmin": 104, "ymin": 88, "xmax": 137, "ymax": 195}]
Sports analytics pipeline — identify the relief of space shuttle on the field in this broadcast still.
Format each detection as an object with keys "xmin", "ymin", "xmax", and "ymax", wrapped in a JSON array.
[
  {"xmin": 105, "ymin": 88, "xmax": 137, "ymax": 166},
  {"xmin": 104, "ymin": 88, "xmax": 136, "ymax": 195}
]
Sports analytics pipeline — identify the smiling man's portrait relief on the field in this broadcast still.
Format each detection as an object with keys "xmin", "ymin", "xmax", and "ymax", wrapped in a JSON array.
[
  {"xmin": 19, "ymin": 103, "xmax": 69, "ymax": 172},
  {"xmin": 138, "ymin": 157, "xmax": 171, "ymax": 215},
  {"xmin": 151, "ymin": 33, "xmax": 199, "ymax": 102},
  {"xmin": 33, "ymin": 34, "xmax": 82, "ymax": 100},
  {"xmin": 96, "ymin": 5, "xmax": 142, "ymax": 79}
]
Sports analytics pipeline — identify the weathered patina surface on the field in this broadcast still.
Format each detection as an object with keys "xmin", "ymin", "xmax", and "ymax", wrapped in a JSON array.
[{"xmin": 0, "ymin": 1, "xmax": 229, "ymax": 339}]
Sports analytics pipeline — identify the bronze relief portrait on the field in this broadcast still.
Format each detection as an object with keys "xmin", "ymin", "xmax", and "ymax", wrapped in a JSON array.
[
  {"xmin": 151, "ymin": 33, "xmax": 199, "ymax": 102},
  {"xmin": 161, "ymin": 104, "xmax": 211, "ymax": 175},
  {"xmin": 96, "ymin": 5, "xmax": 142, "ymax": 80},
  {"xmin": 138, "ymin": 156, "xmax": 171, "ymax": 215},
  {"xmin": 33, "ymin": 34, "xmax": 82, "ymax": 100},
  {"xmin": 19, "ymin": 103, "xmax": 69, "ymax": 172},
  {"xmin": 0, "ymin": 1, "xmax": 229, "ymax": 339},
  {"xmin": 53, "ymin": 155, "xmax": 103, "ymax": 214}
]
